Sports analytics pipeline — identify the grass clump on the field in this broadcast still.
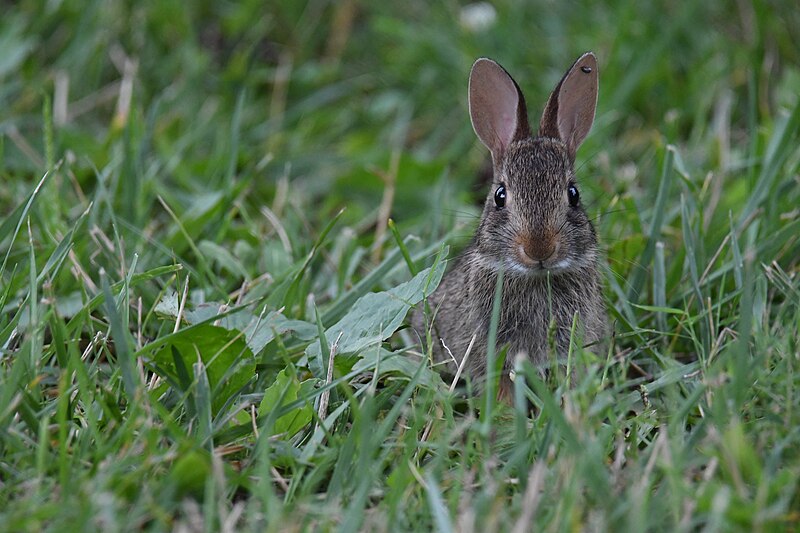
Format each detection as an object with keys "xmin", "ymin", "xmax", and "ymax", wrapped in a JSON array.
[{"xmin": 1, "ymin": 1, "xmax": 799, "ymax": 531}]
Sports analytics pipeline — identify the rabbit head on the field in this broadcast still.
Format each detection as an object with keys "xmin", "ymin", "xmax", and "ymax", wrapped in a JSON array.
[{"xmin": 468, "ymin": 53, "xmax": 599, "ymax": 278}]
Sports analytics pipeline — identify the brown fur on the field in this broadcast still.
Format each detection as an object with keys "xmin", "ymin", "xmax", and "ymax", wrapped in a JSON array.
[{"xmin": 412, "ymin": 54, "xmax": 607, "ymax": 391}]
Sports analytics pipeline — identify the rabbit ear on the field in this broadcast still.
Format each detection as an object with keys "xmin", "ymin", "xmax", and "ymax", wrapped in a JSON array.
[
  {"xmin": 538, "ymin": 52, "xmax": 598, "ymax": 158},
  {"xmin": 469, "ymin": 58, "xmax": 531, "ymax": 158}
]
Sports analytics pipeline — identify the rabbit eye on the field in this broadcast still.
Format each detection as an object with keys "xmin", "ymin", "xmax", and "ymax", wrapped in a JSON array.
[
  {"xmin": 494, "ymin": 184, "xmax": 507, "ymax": 208},
  {"xmin": 568, "ymin": 185, "xmax": 580, "ymax": 207}
]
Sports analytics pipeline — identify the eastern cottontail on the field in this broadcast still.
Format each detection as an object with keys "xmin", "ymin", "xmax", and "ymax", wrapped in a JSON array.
[{"xmin": 415, "ymin": 53, "xmax": 607, "ymax": 393}]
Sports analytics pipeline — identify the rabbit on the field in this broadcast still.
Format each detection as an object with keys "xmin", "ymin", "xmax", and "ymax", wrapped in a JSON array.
[{"xmin": 414, "ymin": 53, "xmax": 607, "ymax": 395}]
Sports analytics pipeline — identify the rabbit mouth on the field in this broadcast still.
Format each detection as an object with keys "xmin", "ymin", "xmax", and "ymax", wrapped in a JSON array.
[
  {"xmin": 509, "ymin": 258, "xmax": 572, "ymax": 276},
  {"xmin": 470, "ymin": 253, "xmax": 574, "ymax": 277}
]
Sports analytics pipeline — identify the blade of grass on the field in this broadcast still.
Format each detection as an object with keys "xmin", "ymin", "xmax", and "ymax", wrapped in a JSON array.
[
  {"xmin": 388, "ymin": 218, "xmax": 417, "ymax": 276},
  {"xmin": 481, "ymin": 265, "xmax": 504, "ymax": 435},
  {"xmin": 653, "ymin": 241, "xmax": 667, "ymax": 333},
  {"xmin": 628, "ymin": 145, "xmax": 676, "ymax": 302},
  {"xmin": 66, "ymin": 264, "xmax": 182, "ymax": 330},
  {"xmin": 0, "ymin": 170, "xmax": 52, "ymax": 277},
  {"xmin": 157, "ymin": 195, "xmax": 228, "ymax": 299},
  {"xmin": 425, "ymin": 472, "xmax": 454, "ymax": 533},
  {"xmin": 728, "ymin": 213, "xmax": 743, "ymax": 291},
  {"xmin": 321, "ymin": 235, "xmax": 414, "ymax": 325},
  {"xmin": 681, "ymin": 194, "xmax": 709, "ymax": 355},
  {"xmin": 193, "ymin": 358, "xmax": 213, "ymax": 451},
  {"xmin": 101, "ymin": 269, "xmax": 139, "ymax": 399},
  {"xmin": 224, "ymin": 90, "xmax": 246, "ymax": 184},
  {"xmin": 26, "ymin": 218, "xmax": 41, "ymax": 372},
  {"xmin": 737, "ymin": 99, "xmax": 800, "ymax": 231}
]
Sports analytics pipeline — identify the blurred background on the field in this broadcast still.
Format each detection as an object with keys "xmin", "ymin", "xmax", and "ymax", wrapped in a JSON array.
[{"xmin": 1, "ymin": 0, "xmax": 799, "ymax": 315}]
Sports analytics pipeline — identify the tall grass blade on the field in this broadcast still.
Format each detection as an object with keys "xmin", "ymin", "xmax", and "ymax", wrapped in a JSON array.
[
  {"xmin": 737, "ymin": 99, "xmax": 800, "ymax": 230},
  {"xmin": 482, "ymin": 266, "xmax": 504, "ymax": 433},
  {"xmin": 627, "ymin": 146, "xmax": 676, "ymax": 302},
  {"xmin": 101, "ymin": 271, "xmax": 139, "ymax": 399}
]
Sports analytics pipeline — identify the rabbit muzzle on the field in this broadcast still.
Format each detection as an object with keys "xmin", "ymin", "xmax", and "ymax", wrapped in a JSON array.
[{"xmin": 515, "ymin": 232, "xmax": 560, "ymax": 268}]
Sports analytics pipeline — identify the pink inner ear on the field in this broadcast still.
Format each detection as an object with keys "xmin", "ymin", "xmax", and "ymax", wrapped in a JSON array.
[
  {"xmin": 555, "ymin": 54, "xmax": 598, "ymax": 154},
  {"xmin": 538, "ymin": 52, "xmax": 598, "ymax": 154},
  {"xmin": 469, "ymin": 59, "xmax": 523, "ymax": 156},
  {"xmin": 491, "ymin": 79, "xmax": 521, "ymax": 152},
  {"xmin": 500, "ymin": 111, "xmax": 515, "ymax": 134}
]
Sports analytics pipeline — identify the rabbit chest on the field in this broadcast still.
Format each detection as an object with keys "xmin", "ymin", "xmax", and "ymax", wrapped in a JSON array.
[{"xmin": 426, "ymin": 255, "xmax": 604, "ymax": 379}]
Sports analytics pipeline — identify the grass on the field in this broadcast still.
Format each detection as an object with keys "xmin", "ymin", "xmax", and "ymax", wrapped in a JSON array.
[{"xmin": 1, "ymin": 0, "xmax": 799, "ymax": 531}]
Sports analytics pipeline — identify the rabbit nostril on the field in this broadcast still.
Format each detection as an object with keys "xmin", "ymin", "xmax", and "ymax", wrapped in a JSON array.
[{"xmin": 519, "ymin": 239, "xmax": 557, "ymax": 264}]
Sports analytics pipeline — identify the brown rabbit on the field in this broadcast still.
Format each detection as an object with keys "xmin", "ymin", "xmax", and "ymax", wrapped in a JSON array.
[{"xmin": 415, "ymin": 53, "xmax": 607, "ymax": 393}]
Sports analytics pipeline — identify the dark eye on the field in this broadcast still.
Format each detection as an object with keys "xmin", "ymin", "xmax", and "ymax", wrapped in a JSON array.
[
  {"xmin": 568, "ymin": 185, "xmax": 580, "ymax": 207},
  {"xmin": 494, "ymin": 184, "xmax": 506, "ymax": 208}
]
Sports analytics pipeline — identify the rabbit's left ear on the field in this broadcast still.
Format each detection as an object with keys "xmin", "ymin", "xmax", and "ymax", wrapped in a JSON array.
[{"xmin": 538, "ymin": 52, "xmax": 598, "ymax": 158}]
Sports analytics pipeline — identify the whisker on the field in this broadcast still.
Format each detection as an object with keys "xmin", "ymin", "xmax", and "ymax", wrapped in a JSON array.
[
  {"xmin": 439, "ymin": 208, "xmax": 482, "ymax": 220},
  {"xmin": 586, "ymin": 207, "xmax": 636, "ymax": 221}
]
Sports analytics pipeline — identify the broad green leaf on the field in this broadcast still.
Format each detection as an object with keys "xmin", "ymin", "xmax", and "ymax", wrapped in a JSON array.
[
  {"xmin": 151, "ymin": 324, "xmax": 255, "ymax": 414},
  {"xmin": 258, "ymin": 369, "xmax": 315, "ymax": 439},
  {"xmin": 305, "ymin": 259, "xmax": 446, "ymax": 373},
  {"xmin": 351, "ymin": 348, "xmax": 444, "ymax": 390},
  {"xmin": 154, "ymin": 294, "xmax": 317, "ymax": 354},
  {"xmin": 244, "ymin": 312, "xmax": 319, "ymax": 353}
]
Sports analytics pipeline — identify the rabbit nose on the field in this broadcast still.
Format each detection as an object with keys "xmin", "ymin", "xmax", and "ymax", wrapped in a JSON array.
[{"xmin": 518, "ymin": 236, "xmax": 558, "ymax": 264}]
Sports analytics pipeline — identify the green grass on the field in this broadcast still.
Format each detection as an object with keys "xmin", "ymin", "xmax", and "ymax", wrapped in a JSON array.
[{"xmin": 1, "ymin": 1, "xmax": 799, "ymax": 531}]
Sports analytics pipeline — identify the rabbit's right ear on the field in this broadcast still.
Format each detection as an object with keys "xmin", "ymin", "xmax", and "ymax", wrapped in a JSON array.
[{"xmin": 469, "ymin": 58, "xmax": 531, "ymax": 159}]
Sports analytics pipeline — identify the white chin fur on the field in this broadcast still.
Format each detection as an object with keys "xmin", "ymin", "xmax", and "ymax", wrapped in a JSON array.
[{"xmin": 470, "ymin": 255, "xmax": 578, "ymax": 277}]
